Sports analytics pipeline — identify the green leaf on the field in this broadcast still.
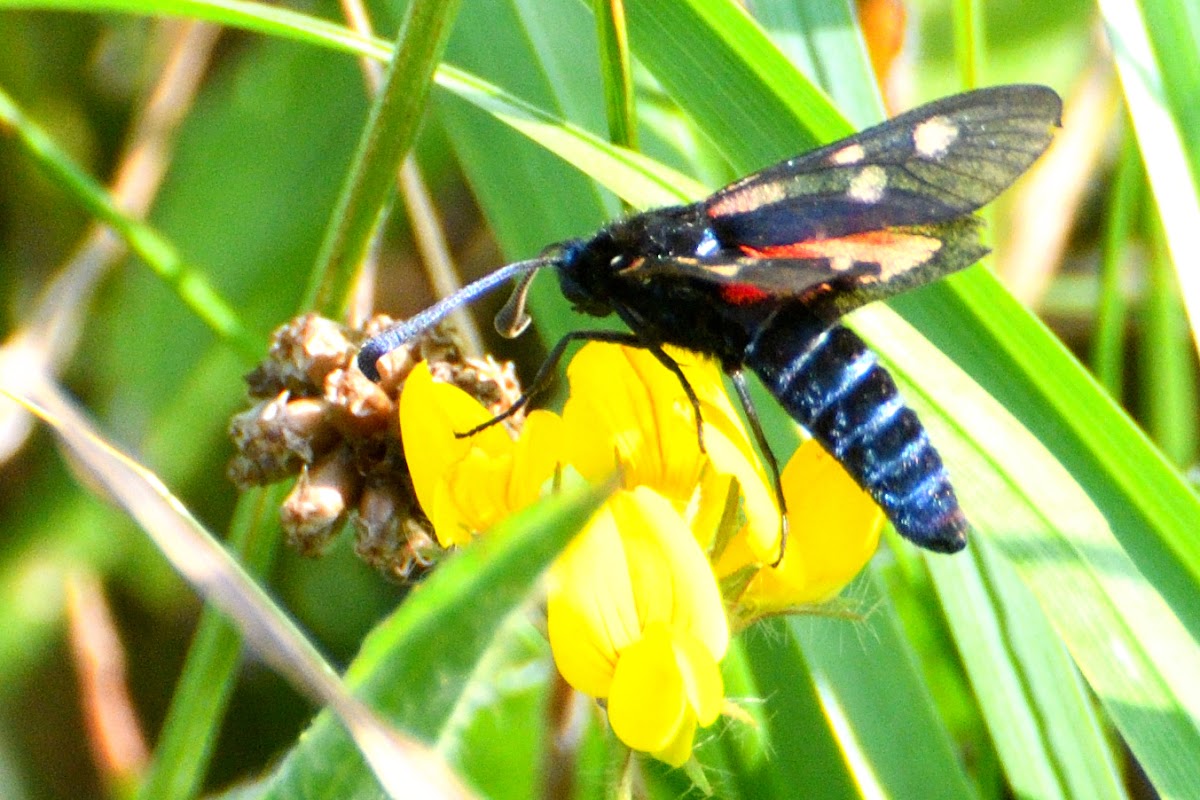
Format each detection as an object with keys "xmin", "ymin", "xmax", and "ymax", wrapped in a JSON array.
[
  {"xmin": 926, "ymin": 541, "xmax": 1123, "ymax": 800},
  {"xmin": 1090, "ymin": 128, "xmax": 1140, "ymax": 396},
  {"xmin": 592, "ymin": 0, "xmax": 637, "ymax": 154}
]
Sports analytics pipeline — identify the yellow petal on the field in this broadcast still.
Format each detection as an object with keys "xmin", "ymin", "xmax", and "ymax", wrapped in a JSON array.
[
  {"xmin": 701, "ymin": 423, "xmax": 782, "ymax": 568},
  {"xmin": 562, "ymin": 344, "xmax": 706, "ymax": 502},
  {"xmin": 688, "ymin": 463, "xmax": 735, "ymax": 556},
  {"xmin": 665, "ymin": 347, "xmax": 752, "ymax": 450},
  {"xmin": 547, "ymin": 503, "xmax": 639, "ymax": 698},
  {"xmin": 612, "ymin": 488, "xmax": 729, "ymax": 661},
  {"xmin": 547, "ymin": 487, "xmax": 732, "ymax": 701},
  {"xmin": 743, "ymin": 440, "xmax": 884, "ymax": 610},
  {"xmin": 671, "ymin": 629, "xmax": 724, "ymax": 726},
  {"xmin": 399, "ymin": 363, "xmax": 511, "ymax": 527},
  {"xmin": 651, "ymin": 711, "xmax": 699, "ymax": 768},
  {"xmin": 608, "ymin": 622, "xmax": 688, "ymax": 755},
  {"xmin": 446, "ymin": 447, "xmax": 516, "ymax": 535},
  {"xmin": 431, "ymin": 475, "xmax": 470, "ymax": 548},
  {"xmin": 633, "ymin": 346, "xmax": 783, "ymax": 566},
  {"xmin": 506, "ymin": 409, "xmax": 562, "ymax": 510}
]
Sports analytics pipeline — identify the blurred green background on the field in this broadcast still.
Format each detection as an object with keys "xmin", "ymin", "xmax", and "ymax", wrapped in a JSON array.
[{"xmin": 0, "ymin": 0, "xmax": 1197, "ymax": 798}]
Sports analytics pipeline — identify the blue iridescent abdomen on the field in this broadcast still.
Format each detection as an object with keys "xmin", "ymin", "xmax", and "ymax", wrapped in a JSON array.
[{"xmin": 745, "ymin": 305, "xmax": 967, "ymax": 552}]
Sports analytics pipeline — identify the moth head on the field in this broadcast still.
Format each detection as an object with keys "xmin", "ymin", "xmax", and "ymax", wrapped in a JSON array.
[{"xmin": 549, "ymin": 237, "xmax": 613, "ymax": 318}]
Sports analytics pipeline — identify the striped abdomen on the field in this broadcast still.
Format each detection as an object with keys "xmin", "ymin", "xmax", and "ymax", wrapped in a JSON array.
[{"xmin": 745, "ymin": 308, "xmax": 967, "ymax": 553}]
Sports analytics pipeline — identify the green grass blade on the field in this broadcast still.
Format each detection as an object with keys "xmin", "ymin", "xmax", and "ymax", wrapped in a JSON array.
[
  {"xmin": 252, "ymin": 481, "xmax": 612, "ymax": 799},
  {"xmin": 1144, "ymin": 218, "xmax": 1199, "ymax": 465},
  {"xmin": 751, "ymin": 0, "xmax": 881, "ymax": 129},
  {"xmin": 951, "ymin": 0, "xmax": 984, "ymax": 88},
  {"xmin": 714, "ymin": 632, "xmax": 864, "ymax": 800},
  {"xmin": 135, "ymin": 486, "xmax": 285, "ymax": 800},
  {"xmin": 436, "ymin": 64, "xmax": 703, "ymax": 210},
  {"xmin": 0, "ymin": 0, "xmax": 697, "ymax": 214},
  {"xmin": 934, "ymin": 9, "xmax": 1121, "ymax": 799},
  {"xmin": 0, "ymin": 84, "xmax": 259, "ymax": 361},
  {"xmin": 857, "ymin": 306, "xmax": 1200, "ymax": 799},
  {"xmin": 624, "ymin": 0, "xmax": 849, "ymax": 166},
  {"xmin": 8, "ymin": 384, "xmax": 467, "ymax": 797},
  {"xmin": 794, "ymin": 571, "xmax": 979, "ymax": 799},
  {"xmin": 1097, "ymin": 0, "xmax": 1200, "ymax": 364},
  {"xmin": 303, "ymin": 0, "xmax": 462, "ymax": 315},
  {"xmin": 1130, "ymin": 0, "xmax": 1200, "ymax": 185},
  {"xmin": 1091, "ymin": 128, "xmax": 1140, "ymax": 396},
  {"xmin": 592, "ymin": 0, "xmax": 637, "ymax": 153},
  {"xmin": 927, "ymin": 543, "xmax": 1124, "ymax": 800},
  {"xmin": 0, "ymin": 0, "xmax": 391, "ymax": 60}
]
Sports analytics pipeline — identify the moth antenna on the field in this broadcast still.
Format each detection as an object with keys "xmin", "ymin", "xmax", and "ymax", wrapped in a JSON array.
[
  {"xmin": 357, "ymin": 256, "xmax": 548, "ymax": 381},
  {"xmin": 494, "ymin": 268, "xmax": 540, "ymax": 338}
]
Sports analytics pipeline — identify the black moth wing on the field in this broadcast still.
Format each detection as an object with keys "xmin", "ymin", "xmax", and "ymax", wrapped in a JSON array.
[
  {"xmin": 704, "ymin": 84, "xmax": 1062, "ymax": 248},
  {"xmin": 627, "ymin": 254, "xmax": 863, "ymax": 295},
  {"xmin": 629, "ymin": 217, "xmax": 988, "ymax": 318}
]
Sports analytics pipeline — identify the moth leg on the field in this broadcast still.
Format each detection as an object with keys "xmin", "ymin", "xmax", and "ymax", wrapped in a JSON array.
[
  {"xmin": 640, "ymin": 344, "xmax": 707, "ymax": 454},
  {"xmin": 729, "ymin": 369, "xmax": 789, "ymax": 567},
  {"xmin": 456, "ymin": 329, "xmax": 641, "ymax": 438},
  {"xmin": 612, "ymin": 306, "xmax": 706, "ymax": 453}
]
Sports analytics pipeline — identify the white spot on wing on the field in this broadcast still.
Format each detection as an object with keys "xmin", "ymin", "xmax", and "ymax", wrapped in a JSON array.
[
  {"xmin": 847, "ymin": 165, "xmax": 887, "ymax": 204},
  {"xmin": 829, "ymin": 143, "xmax": 866, "ymax": 165},
  {"xmin": 708, "ymin": 183, "xmax": 787, "ymax": 216},
  {"xmin": 913, "ymin": 116, "xmax": 959, "ymax": 160}
]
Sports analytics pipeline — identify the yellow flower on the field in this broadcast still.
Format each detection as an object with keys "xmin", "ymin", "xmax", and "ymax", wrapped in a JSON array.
[
  {"xmin": 399, "ymin": 362, "xmax": 560, "ymax": 546},
  {"xmin": 397, "ymin": 343, "xmax": 884, "ymax": 767},
  {"xmin": 735, "ymin": 440, "xmax": 885, "ymax": 616},
  {"xmin": 560, "ymin": 344, "xmax": 781, "ymax": 563},
  {"xmin": 546, "ymin": 488, "xmax": 727, "ymax": 766}
]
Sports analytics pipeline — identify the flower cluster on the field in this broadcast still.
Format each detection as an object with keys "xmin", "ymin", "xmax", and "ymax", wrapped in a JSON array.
[{"xmin": 400, "ymin": 342, "xmax": 883, "ymax": 766}]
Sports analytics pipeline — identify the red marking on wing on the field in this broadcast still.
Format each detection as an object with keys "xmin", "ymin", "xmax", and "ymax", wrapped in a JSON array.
[
  {"xmin": 720, "ymin": 283, "xmax": 772, "ymax": 304},
  {"xmin": 739, "ymin": 230, "xmax": 941, "ymax": 278}
]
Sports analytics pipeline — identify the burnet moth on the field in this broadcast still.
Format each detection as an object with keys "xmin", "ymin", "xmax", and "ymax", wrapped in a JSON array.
[{"xmin": 359, "ymin": 84, "xmax": 1062, "ymax": 557}]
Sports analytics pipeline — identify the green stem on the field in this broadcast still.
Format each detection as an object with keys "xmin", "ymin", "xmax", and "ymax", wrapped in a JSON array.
[
  {"xmin": 593, "ymin": 0, "xmax": 637, "ymax": 153},
  {"xmin": 134, "ymin": 486, "xmax": 285, "ymax": 800},
  {"xmin": 303, "ymin": 0, "xmax": 464, "ymax": 316}
]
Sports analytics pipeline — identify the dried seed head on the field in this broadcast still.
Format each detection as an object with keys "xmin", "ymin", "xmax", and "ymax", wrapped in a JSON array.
[
  {"xmin": 280, "ymin": 446, "xmax": 360, "ymax": 555},
  {"xmin": 228, "ymin": 312, "xmax": 523, "ymax": 582},
  {"xmin": 355, "ymin": 480, "xmax": 441, "ymax": 581},
  {"xmin": 323, "ymin": 368, "xmax": 395, "ymax": 437},
  {"xmin": 245, "ymin": 314, "xmax": 357, "ymax": 397},
  {"xmin": 227, "ymin": 394, "xmax": 337, "ymax": 487}
]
